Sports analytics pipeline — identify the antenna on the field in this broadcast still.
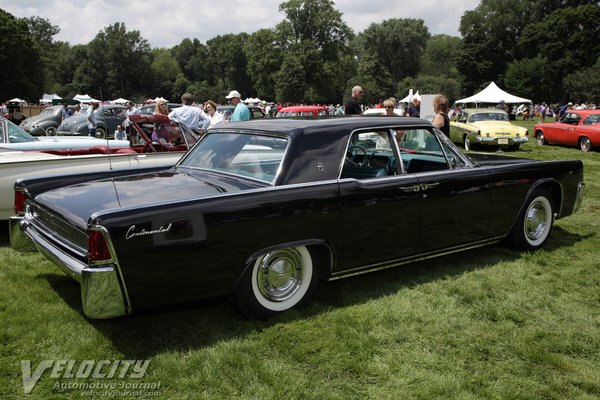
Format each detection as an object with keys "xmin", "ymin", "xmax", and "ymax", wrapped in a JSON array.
[{"xmin": 99, "ymin": 87, "xmax": 114, "ymax": 171}]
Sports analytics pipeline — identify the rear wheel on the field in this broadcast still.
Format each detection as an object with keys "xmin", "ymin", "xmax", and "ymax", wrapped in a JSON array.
[
  {"xmin": 508, "ymin": 188, "xmax": 554, "ymax": 251},
  {"xmin": 233, "ymin": 246, "xmax": 319, "ymax": 319},
  {"xmin": 536, "ymin": 131, "xmax": 545, "ymax": 146},
  {"xmin": 45, "ymin": 126, "xmax": 56, "ymax": 136},
  {"xmin": 580, "ymin": 137, "xmax": 591, "ymax": 152}
]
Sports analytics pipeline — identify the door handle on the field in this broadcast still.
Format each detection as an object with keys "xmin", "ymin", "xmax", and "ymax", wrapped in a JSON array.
[
  {"xmin": 420, "ymin": 182, "xmax": 439, "ymax": 190},
  {"xmin": 399, "ymin": 185, "xmax": 421, "ymax": 192}
]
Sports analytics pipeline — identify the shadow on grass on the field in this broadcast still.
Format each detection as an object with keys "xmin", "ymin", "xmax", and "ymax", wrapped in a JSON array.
[{"xmin": 39, "ymin": 226, "xmax": 590, "ymax": 359}]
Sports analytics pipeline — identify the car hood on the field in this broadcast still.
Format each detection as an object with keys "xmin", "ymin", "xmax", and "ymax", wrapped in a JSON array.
[{"xmin": 34, "ymin": 167, "xmax": 266, "ymax": 229}]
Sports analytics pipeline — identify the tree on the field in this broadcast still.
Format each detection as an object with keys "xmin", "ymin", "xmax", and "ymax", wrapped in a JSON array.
[
  {"xmin": 150, "ymin": 48, "xmax": 182, "ymax": 100},
  {"xmin": 171, "ymin": 38, "xmax": 210, "ymax": 85},
  {"xmin": 277, "ymin": 0, "xmax": 354, "ymax": 103},
  {"xmin": 352, "ymin": 18, "xmax": 429, "ymax": 103},
  {"xmin": 457, "ymin": 0, "xmax": 596, "ymax": 95},
  {"xmin": 0, "ymin": 9, "xmax": 44, "ymax": 101},
  {"xmin": 206, "ymin": 33, "xmax": 253, "ymax": 98},
  {"xmin": 246, "ymin": 29, "xmax": 285, "ymax": 100},
  {"xmin": 73, "ymin": 23, "xmax": 151, "ymax": 99},
  {"xmin": 563, "ymin": 57, "xmax": 600, "ymax": 104},
  {"xmin": 505, "ymin": 4, "xmax": 600, "ymax": 103}
]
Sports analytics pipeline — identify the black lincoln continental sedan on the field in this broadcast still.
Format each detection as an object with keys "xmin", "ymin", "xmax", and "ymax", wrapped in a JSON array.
[{"xmin": 10, "ymin": 117, "xmax": 585, "ymax": 319}]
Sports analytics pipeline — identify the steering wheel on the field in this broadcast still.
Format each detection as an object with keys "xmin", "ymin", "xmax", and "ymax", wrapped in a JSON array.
[
  {"xmin": 142, "ymin": 141, "xmax": 166, "ymax": 153},
  {"xmin": 347, "ymin": 144, "xmax": 371, "ymax": 167}
]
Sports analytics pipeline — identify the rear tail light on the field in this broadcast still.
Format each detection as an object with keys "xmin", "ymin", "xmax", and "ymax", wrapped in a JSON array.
[
  {"xmin": 14, "ymin": 190, "xmax": 26, "ymax": 214},
  {"xmin": 88, "ymin": 230, "xmax": 112, "ymax": 262}
]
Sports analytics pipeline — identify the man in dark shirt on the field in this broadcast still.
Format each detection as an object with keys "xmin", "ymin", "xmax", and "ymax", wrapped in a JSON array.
[
  {"xmin": 406, "ymin": 97, "xmax": 420, "ymax": 117},
  {"xmin": 345, "ymin": 86, "xmax": 363, "ymax": 114}
]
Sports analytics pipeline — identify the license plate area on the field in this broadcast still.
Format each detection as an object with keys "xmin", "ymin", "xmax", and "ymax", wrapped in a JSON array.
[{"xmin": 498, "ymin": 138, "xmax": 509, "ymax": 145}]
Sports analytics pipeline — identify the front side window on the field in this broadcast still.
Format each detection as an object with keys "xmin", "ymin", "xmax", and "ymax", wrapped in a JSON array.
[
  {"xmin": 341, "ymin": 130, "xmax": 399, "ymax": 179},
  {"xmin": 178, "ymin": 132, "xmax": 288, "ymax": 183},
  {"xmin": 6, "ymin": 118, "xmax": 36, "ymax": 143},
  {"xmin": 561, "ymin": 112, "xmax": 581, "ymax": 125}
]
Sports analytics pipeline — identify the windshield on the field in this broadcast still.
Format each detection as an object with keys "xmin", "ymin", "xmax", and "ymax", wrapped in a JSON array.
[
  {"xmin": 469, "ymin": 112, "xmax": 509, "ymax": 123},
  {"xmin": 178, "ymin": 132, "xmax": 288, "ymax": 183},
  {"xmin": 1, "ymin": 118, "xmax": 36, "ymax": 143}
]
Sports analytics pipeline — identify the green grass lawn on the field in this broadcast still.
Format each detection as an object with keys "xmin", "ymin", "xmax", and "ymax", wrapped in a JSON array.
[{"xmin": 1, "ymin": 124, "xmax": 599, "ymax": 399}]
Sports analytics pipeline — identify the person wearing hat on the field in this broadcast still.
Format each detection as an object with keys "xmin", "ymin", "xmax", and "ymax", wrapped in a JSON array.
[
  {"xmin": 226, "ymin": 90, "xmax": 250, "ymax": 122},
  {"xmin": 496, "ymin": 100, "xmax": 505, "ymax": 110}
]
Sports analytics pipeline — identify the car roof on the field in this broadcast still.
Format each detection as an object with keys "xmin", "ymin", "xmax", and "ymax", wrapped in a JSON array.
[
  {"xmin": 569, "ymin": 109, "xmax": 600, "ymax": 116},
  {"xmin": 279, "ymin": 105, "xmax": 328, "ymax": 112},
  {"xmin": 212, "ymin": 116, "xmax": 431, "ymax": 137}
]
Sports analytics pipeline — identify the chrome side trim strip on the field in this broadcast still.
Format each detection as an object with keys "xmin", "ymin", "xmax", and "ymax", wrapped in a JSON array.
[{"xmin": 328, "ymin": 236, "xmax": 505, "ymax": 281}]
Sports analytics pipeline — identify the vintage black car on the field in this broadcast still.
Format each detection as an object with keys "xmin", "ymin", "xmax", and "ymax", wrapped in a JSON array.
[{"xmin": 10, "ymin": 117, "xmax": 585, "ymax": 319}]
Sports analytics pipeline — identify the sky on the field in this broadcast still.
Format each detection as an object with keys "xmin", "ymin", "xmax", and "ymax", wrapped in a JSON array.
[{"xmin": 1, "ymin": 0, "xmax": 480, "ymax": 48}]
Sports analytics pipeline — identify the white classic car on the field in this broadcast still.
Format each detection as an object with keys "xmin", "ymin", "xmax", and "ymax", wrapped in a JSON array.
[{"xmin": 1, "ymin": 116, "xmax": 130, "ymax": 151}]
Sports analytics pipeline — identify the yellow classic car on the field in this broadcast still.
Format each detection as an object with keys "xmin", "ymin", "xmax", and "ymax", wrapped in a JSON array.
[{"xmin": 450, "ymin": 108, "xmax": 528, "ymax": 150}]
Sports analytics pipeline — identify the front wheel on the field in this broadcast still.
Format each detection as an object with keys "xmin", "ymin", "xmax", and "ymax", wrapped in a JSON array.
[
  {"xmin": 536, "ymin": 132, "xmax": 545, "ymax": 146},
  {"xmin": 96, "ymin": 127, "xmax": 106, "ymax": 138},
  {"xmin": 508, "ymin": 188, "xmax": 554, "ymax": 251},
  {"xmin": 233, "ymin": 246, "xmax": 319, "ymax": 319},
  {"xmin": 464, "ymin": 135, "xmax": 472, "ymax": 151},
  {"xmin": 46, "ymin": 126, "xmax": 56, "ymax": 136},
  {"xmin": 580, "ymin": 136, "xmax": 592, "ymax": 152}
]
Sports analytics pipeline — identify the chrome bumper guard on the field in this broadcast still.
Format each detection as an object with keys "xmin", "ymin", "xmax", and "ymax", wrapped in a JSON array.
[{"xmin": 15, "ymin": 218, "xmax": 128, "ymax": 319}]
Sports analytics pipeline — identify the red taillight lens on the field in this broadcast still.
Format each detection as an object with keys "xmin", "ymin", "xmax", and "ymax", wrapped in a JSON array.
[
  {"xmin": 14, "ymin": 190, "xmax": 26, "ymax": 214},
  {"xmin": 88, "ymin": 230, "xmax": 112, "ymax": 262}
]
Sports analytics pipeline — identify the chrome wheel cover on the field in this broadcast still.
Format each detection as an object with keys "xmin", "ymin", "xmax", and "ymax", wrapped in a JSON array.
[
  {"xmin": 256, "ymin": 248, "xmax": 304, "ymax": 302},
  {"xmin": 524, "ymin": 196, "xmax": 552, "ymax": 246},
  {"xmin": 581, "ymin": 137, "xmax": 591, "ymax": 152},
  {"xmin": 464, "ymin": 136, "xmax": 471, "ymax": 150},
  {"xmin": 537, "ymin": 133, "xmax": 544, "ymax": 145}
]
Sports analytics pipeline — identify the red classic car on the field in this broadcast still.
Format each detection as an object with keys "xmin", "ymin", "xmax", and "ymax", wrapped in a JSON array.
[
  {"xmin": 534, "ymin": 109, "xmax": 600, "ymax": 152},
  {"xmin": 276, "ymin": 105, "xmax": 330, "ymax": 117}
]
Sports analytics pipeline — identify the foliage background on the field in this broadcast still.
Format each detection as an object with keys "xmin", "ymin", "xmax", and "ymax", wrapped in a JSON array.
[{"xmin": 1, "ymin": 0, "xmax": 599, "ymax": 105}]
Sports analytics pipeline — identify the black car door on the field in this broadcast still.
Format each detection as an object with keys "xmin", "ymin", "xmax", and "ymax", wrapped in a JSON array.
[
  {"xmin": 408, "ymin": 129, "xmax": 492, "ymax": 253},
  {"xmin": 338, "ymin": 129, "xmax": 422, "ymax": 273}
]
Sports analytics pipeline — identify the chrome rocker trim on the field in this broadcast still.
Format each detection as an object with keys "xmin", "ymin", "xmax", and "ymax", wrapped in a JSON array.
[{"xmin": 18, "ymin": 219, "xmax": 128, "ymax": 319}]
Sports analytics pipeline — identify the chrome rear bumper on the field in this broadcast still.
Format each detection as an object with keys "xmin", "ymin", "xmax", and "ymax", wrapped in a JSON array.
[{"xmin": 11, "ymin": 216, "xmax": 128, "ymax": 319}]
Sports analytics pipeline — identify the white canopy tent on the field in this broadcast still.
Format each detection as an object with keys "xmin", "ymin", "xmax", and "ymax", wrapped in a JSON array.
[
  {"xmin": 73, "ymin": 94, "xmax": 100, "ymax": 104},
  {"xmin": 243, "ymin": 97, "xmax": 262, "ymax": 104},
  {"xmin": 39, "ymin": 93, "xmax": 62, "ymax": 104},
  {"xmin": 110, "ymin": 97, "xmax": 130, "ymax": 104},
  {"xmin": 399, "ymin": 91, "xmax": 420, "ymax": 103},
  {"xmin": 455, "ymin": 81, "xmax": 531, "ymax": 106},
  {"xmin": 7, "ymin": 98, "xmax": 26, "ymax": 103}
]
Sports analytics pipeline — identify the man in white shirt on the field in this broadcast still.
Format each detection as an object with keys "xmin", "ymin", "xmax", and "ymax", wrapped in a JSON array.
[{"xmin": 168, "ymin": 93, "xmax": 210, "ymax": 132}]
